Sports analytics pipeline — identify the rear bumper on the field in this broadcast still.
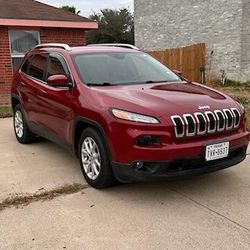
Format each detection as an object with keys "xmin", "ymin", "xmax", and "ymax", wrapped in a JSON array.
[{"xmin": 112, "ymin": 145, "xmax": 248, "ymax": 183}]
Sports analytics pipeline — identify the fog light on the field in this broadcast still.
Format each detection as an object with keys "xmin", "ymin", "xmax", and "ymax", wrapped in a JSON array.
[
  {"xmin": 136, "ymin": 135, "xmax": 161, "ymax": 146},
  {"xmin": 136, "ymin": 161, "xmax": 144, "ymax": 169}
]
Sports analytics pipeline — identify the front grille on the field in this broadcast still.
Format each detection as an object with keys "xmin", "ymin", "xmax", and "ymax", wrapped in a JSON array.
[{"xmin": 171, "ymin": 108, "xmax": 241, "ymax": 138}]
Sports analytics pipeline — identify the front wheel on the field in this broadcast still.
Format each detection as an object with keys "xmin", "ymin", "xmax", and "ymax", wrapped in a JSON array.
[{"xmin": 79, "ymin": 128, "xmax": 117, "ymax": 188}]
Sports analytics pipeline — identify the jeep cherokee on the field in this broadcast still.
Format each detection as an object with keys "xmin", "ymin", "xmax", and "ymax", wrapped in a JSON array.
[{"xmin": 11, "ymin": 43, "xmax": 249, "ymax": 188}]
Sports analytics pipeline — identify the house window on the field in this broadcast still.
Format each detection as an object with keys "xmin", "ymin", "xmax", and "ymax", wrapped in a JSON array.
[{"xmin": 9, "ymin": 30, "xmax": 40, "ymax": 71}]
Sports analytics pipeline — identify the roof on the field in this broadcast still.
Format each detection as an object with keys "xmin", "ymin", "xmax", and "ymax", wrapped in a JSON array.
[{"xmin": 0, "ymin": 0, "xmax": 98, "ymax": 29}]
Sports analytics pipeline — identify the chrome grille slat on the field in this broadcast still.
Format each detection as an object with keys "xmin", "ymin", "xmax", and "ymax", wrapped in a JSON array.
[
  {"xmin": 194, "ymin": 112, "xmax": 207, "ymax": 135},
  {"xmin": 223, "ymin": 109, "xmax": 234, "ymax": 130},
  {"xmin": 214, "ymin": 110, "xmax": 226, "ymax": 131},
  {"xmin": 231, "ymin": 108, "xmax": 241, "ymax": 128},
  {"xmin": 171, "ymin": 108, "xmax": 241, "ymax": 138},
  {"xmin": 171, "ymin": 115, "xmax": 185, "ymax": 138},
  {"xmin": 205, "ymin": 111, "xmax": 217, "ymax": 133},
  {"xmin": 183, "ymin": 114, "xmax": 196, "ymax": 136}
]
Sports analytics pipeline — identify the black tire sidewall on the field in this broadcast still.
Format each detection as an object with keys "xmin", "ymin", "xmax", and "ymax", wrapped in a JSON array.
[
  {"xmin": 79, "ymin": 128, "xmax": 115, "ymax": 188},
  {"xmin": 13, "ymin": 105, "xmax": 34, "ymax": 144}
]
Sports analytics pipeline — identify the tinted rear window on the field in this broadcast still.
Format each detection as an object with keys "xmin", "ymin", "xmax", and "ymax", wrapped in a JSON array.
[
  {"xmin": 28, "ymin": 53, "xmax": 48, "ymax": 81},
  {"xmin": 21, "ymin": 55, "xmax": 32, "ymax": 74}
]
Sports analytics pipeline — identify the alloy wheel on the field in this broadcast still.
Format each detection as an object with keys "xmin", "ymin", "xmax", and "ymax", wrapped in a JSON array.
[
  {"xmin": 81, "ymin": 137, "xmax": 101, "ymax": 180},
  {"xmin": 14, "ymin": 110, "xmax": 24, "ymax": 138}
]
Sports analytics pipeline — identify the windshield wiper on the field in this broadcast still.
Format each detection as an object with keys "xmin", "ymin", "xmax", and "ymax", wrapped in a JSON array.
[
  {"xmin": 144, "ymin": 80, "xmax": 169, "ymax": 84},
  {"xmin": 87, "ymin": 82, "xmax": 113, "ymax": 86}
]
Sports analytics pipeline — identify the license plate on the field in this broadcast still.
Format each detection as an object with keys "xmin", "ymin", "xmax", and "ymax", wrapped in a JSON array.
[{"xmin": 205, "ymin": 142, "xmax": 229, "ymax": 161}]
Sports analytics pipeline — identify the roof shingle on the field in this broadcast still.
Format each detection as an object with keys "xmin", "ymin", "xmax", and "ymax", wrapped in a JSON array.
[{"xmin": 0, "ymin": 0, "xmax": 94, "ymax": 22}]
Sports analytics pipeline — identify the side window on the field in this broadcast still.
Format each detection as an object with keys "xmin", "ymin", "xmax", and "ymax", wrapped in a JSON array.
[
  {"xmin": 21, "ymin": 55, "xmax": 32, "ymax": 74},
  {"xmin": 28, "ymin": 53, "xmax": 48, "ymax": 81},
  {"xmin": 47, "ymin": 55, "xmax": 67, "ymax": 80}
]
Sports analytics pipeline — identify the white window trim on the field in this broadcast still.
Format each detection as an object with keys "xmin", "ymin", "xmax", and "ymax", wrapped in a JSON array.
[{"xmin": 11, "ymin": 55, "xmax": 25, "ymax": 58}]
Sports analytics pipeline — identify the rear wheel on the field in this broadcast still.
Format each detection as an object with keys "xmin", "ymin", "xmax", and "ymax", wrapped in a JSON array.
[
  {"xmin": 13, "ymin": 105, "xmax": 36, "ymax": 144},
  {"xmin": 79, "ymin": 128, "xmax": 116, "ymax": 188}
]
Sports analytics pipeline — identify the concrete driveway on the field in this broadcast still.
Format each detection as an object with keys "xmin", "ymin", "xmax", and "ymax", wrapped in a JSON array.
[{"xmin": 0, "ymin": 117, "xmax": 250, "ymax": 250}]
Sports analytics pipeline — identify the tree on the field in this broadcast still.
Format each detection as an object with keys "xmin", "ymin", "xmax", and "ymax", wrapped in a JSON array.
[
  {"xmin": 87, "ymin": 8, "xmax": 134, "ymax": 45},
  {"xmin": 60, "ymin": 5, "xmax": 80, "ymax": 15}
]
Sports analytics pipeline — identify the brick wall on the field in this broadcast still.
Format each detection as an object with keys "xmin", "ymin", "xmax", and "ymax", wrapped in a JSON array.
[
  {"xmin": 40, "ymin": 27, "xmax": 86, "ymax": 46},
  {"xmin": 134, "ymin": 0, "xmax": 250, "ymax": 82},
  {"xmin": 0, "ymin": 26, "xmax": 86, "ymax": 105},
  {"xmin": 0, "ymin": 26, "xmax": 13, "ymax": 105}
]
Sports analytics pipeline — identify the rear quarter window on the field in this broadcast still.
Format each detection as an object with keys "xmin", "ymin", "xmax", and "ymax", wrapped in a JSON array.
[{"xmin": 21, "ymin": 55, "xmax": 32, "ymax": 74}]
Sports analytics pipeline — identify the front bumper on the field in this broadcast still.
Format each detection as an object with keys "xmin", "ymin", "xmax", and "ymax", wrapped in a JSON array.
[
  {"xmin": 108, "ymin": 116, "xmax": 249, "ymax": 164},
  {"xmin": 112, "ymin": 145, "xmax": 248, "ymax": 183}
]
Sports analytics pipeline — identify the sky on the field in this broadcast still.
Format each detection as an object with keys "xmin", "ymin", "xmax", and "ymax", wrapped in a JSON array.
[{"xmin": 39, "ymin": 0, "xmax": 134, "ymax": 17}]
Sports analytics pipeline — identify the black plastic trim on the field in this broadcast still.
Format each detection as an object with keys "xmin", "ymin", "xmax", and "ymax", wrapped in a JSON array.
[
  {"xmin": 11, "ymin": 94, "xmax": 22, "ymax": 108},
  {"xmin": 112, "ymin": 145, "xmax": 248, "ymax": 183},
  {"xmin": 73, "ymin": 116, "xmax": 112, "ymax": 159}
]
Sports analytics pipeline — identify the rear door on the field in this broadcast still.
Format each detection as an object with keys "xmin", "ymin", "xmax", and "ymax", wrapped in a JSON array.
[{"xmin": 19, "ymin": 53, "xmax": 49, "ymax": 125}]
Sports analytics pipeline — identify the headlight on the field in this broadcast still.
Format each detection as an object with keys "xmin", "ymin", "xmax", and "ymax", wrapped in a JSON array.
[{"xmin": 111, "ymin": 108, "xmax": 160, "ymax": 124}]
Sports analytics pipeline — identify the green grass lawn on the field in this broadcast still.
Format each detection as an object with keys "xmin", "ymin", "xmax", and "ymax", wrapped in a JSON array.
[{"xmin": 0, "ymin": 106, "xmax": 13, "ymax": 118}]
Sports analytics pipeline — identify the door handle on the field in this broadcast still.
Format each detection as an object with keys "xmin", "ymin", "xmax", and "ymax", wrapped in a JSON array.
[{"xmin": 39, "ymin": 89, "xmax": 47, "ymax": 94}]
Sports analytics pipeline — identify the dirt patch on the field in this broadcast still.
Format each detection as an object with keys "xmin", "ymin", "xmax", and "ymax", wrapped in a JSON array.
[{"xmin": 0, "ymin": 183, "xmax": 89, "ymax": 212}]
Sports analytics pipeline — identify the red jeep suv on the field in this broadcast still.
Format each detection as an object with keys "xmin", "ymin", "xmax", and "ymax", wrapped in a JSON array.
[{"xmin": 11, "ymin": 43, "xmax": 249, "ymax": 188}]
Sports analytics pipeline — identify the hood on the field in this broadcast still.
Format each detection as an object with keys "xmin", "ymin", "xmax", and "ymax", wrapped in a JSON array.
[{"xmin": 89, "ymin": 81, "xmax": 239, "ymax": 119}]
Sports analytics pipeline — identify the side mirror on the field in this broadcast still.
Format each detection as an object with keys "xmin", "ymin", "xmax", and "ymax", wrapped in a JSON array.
[
  {"xmin": 47, "ymin": 75, "xmax": 70, "ymax": 87},
  {"xmin": 173, "ymin": 69, "xmax": 183, "ymax": 76}
]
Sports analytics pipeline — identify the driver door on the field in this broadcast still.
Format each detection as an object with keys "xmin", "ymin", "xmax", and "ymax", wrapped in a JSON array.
[{"xmin": 36, "ymin": 53, "xmax": 74, "ymax": 147}]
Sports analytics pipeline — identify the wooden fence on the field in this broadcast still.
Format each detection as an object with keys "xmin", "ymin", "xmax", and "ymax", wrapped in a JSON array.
[{"xmin": 147, "ymin": 43, "xmax": 205, "ymax": 83}]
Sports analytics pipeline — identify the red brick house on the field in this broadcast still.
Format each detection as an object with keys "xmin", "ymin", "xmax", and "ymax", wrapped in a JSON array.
[{"xmin": 0, "ymin": 0, "xmax": 98, "ymax": 105}]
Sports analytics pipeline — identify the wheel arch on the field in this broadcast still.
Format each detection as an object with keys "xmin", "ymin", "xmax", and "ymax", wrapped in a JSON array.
[
  {"xmin": 73, "ymin": 117, "xmax": 112, "ymax": 160},
  {"xmin": 11, "ymin": 95, "xmax": 21, "ymax": 110}
]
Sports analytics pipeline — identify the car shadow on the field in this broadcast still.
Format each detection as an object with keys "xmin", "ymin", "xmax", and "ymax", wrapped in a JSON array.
[{"xmin": 101, "ymin": 169, "xmax": 240, "ymax": 204}]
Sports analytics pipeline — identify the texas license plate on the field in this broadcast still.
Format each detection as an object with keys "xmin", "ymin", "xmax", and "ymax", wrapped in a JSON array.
[{"xmin": 205, "ymin": 142, "xmax": 229, "ymax": 161}]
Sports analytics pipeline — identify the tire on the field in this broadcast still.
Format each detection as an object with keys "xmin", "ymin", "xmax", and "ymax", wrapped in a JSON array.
[
  {"xmin": 13, "ymin": 104, "xmax": 36, "ymax": 144},
  {"xmin": 79, "ymin": 128, "xmax": 117, "ymax": 188}
]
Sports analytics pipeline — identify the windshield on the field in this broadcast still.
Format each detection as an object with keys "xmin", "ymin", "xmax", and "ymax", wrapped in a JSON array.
[{"xmin": 73, "ymin": 52, "xmax": 181, "ymax": 85}]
